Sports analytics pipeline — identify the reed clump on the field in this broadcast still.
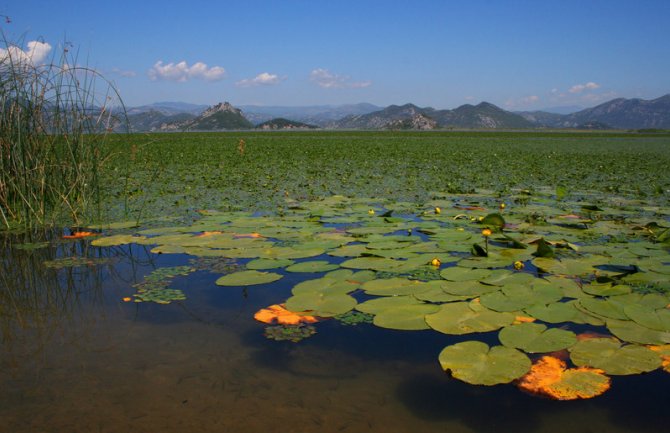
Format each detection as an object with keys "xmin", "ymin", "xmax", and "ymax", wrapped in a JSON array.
[{"xmin": 0, "ymin": 33, "xmax": 125, "ymax": 228}]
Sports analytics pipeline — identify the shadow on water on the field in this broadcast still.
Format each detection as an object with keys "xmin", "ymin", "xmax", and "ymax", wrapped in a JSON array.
[
  {"xmin": 596, "ymin": 371, "xmax": 670, "ymax": 432},
  {"xmin": 396, "ymin": 369, "xmax": 670, "ymax": 433},
  {"xmin": 397, "ymin": 372, "xmax": 547, "ymax": 432}
]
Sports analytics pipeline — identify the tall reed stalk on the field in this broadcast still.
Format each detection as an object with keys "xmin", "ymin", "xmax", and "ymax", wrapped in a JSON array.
[{"xmin": 0, "ymin": 32, "xmax": 126, "ymax": 228}]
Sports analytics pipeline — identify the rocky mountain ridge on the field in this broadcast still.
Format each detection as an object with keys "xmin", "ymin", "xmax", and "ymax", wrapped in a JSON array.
[{"xmin": 123, "ymin": 94, "xmax": 670, "ymax": 132}]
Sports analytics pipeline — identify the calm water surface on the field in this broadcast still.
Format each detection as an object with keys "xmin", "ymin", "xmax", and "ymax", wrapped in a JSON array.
[{"xmin": 1, "ymin": 238, "xmax": 668, "ymax": 433}]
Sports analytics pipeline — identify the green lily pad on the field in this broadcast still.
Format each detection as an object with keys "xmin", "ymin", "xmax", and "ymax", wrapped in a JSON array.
[
  {"xmin": 440, "ymin": 267, "xmax": 492, "ymax": 282},
  {"xmin": 246, "ymin": 258, "xmax": 295, "ymax": 270},
  {"xmin": 524, "ymin": 300, "xmax": 604, "ymax": 326},
  {"xmin": 623, "ymin": 304, "xmax": 670, "ymax": 332},
  {"xmin": 285, "ymin": 292, "xmax": 357, "ymax": 317},
  {"xmin": 339, "ymin": 256, "xmax": 402, "ymax": 271},
  {"xmin": 582, "ymin": 282, "xmax": 632, "ymax": 296},
  {"xmin": 215, "ymin": 270, "xmax": 283, "ymax": 286},
  {"xmin": 480, "ymin": 284, "xmax": 563, "ymax": 312},
  {"xmin": 373, "ymin": 303, "xmax": 441, "ymax": 330},
  {"xmin": 569, "ymin": 338, "xmax": 662, "ymax": 375},
  {"xmin": 92, "ymin": 234, "xmax": 146, "ymax": 247},
  {"xmin": 533, "ymin": 258, "xmax": 595, "ymax": 277},
  {"xmin": 499, "ymin": 322, "xmax": 577, "ymax": 353},
  {"xmin": 285, "ymin": 260, "xmax": 340, "ymax": 273},
  {"xmin": 425, "ymin": 301, "xmax": 516, "ymax": 335},
  {"xmin": 355, "ymin": 295, "xmax": 423, "ymax": 314},
  {"xmin": 438, "ymin": 341, "xmax": 531, "ymax": 385},
  {"xmin": 606, "ymin": 319, "xmax": 670, "ymax": 345},
  {"xmin": 291, "ymin": 277, "xmax": 357, "ymax": 296},
  {"xmin": 362, "ymin": 277, "xmax": 431, "ymax": 296}
]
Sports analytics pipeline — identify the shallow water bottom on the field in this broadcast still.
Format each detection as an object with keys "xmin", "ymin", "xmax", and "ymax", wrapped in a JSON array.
[
  {"xmin": 2, "ymin": 305, "xmax": 668, "ymax": 433},
  {"xmin": 1, "ymin": 245, "xmax": 668, "ymax": 433}
]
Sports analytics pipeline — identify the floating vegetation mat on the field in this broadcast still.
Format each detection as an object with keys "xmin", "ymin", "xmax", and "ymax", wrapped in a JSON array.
[
  {"xmin": 264, "ymin": 325, "xmax": 317, "ymax": 342},
  {"xmin": 87, "ymin": 193, "xmax": 670, "ymax": 399},
  {"xmin": 131, "ymin": 266, "xmax": 193, "ymax": 304}
]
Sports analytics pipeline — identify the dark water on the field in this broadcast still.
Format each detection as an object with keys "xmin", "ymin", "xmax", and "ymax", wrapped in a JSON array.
[{"xmin": 1, "ymin": 238, "xmax": 668, "ymax": 433}]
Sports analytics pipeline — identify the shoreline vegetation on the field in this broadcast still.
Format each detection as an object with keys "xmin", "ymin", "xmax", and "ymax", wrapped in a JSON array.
[{"xmin": 0, "ymin": 33, "xmax": 125, "ymax": 229}]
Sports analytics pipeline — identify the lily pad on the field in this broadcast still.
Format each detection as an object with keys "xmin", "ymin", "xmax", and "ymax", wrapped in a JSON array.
[
  {"xmin": 570, "ymin": 338, "xmax": 662, "ymax": 375},
  {"xmin": 285, "ymin": 260, "xmax": 340, "ymax": 273},
  {"xmin": 285, "ymin": 292, "xmax": 357, "ymax": 317},
  {"xmin": 606, "ymin": 319, "xmax": 670, "ymax": 345},
  {"xmin": 517, "ymin": 356, "xmax": 611, "ymax": 400},
  {"xmin": 438, "ymin": 341, "xmax": 531, "ymax": 385},
  {"xmin": 246, "ymin": 258, "xmax": 295, "ymax": 270},
  {"xmin": 356, "ymin": 295, "xmax": 423, "ymax": 315},
  {"xmin": 362, "ymin": 277, "xmax": 431, "ymax": 296},
  {"xmin": 215, "ymin": 270, "xmax": 283, "ymax": 286},
  {"xmin": 499, "ymin": 322, "xmax": 577, "ymax": 353},
  {"xmin": 426, "ymin": 301, "xmax": 516, "ymax": 335},
  {"xmin": 92, "ymin": 234, "xmax": 146, "ymax": 247},
  {"xmin": 373, "ymin": 303, "xmax": 441, "ymax": 330},
  {"xmin": 623, "ymin": 304, "xmax": 670, "ymax": 332}
]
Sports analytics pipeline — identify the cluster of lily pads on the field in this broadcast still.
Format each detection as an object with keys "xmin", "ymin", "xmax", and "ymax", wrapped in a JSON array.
[
  {"xmin": 131, "ymin": 265, "xmax": 192, "ymax": 304},
  {"xmin": 264, "ymin": 325, "xmax": 317, "ymax": 342},
  {"xmin": 90, "ymin": 192, "xmax": 670, "ymax": 399}
]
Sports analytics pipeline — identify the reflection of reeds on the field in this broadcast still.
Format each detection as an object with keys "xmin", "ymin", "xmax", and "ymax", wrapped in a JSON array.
[
  {"xmin": 0, "ymin": 231, "xmax": 154, "ymax": 371},
  {"xmin": 0, "ymin": 32, "xmax": 126, "ymax": 228}
]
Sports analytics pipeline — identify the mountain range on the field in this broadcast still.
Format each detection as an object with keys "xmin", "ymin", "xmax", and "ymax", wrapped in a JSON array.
[{"xmin": 121, "ymin": 94, "xmax": 670, "ymax": 132}]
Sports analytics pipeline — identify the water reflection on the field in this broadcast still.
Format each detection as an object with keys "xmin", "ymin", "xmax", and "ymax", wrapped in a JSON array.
[
  {"xmin": 1, "ymin": 230, "xmax": 669, "ymax": 433},
  {"xmin": 0, "ymin": 230, "xmax": 156, "ymax": 374}
]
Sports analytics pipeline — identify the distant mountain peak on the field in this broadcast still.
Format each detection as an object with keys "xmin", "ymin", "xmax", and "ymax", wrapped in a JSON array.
[{"xmin": 202, "ymin": 101, "xmax": 242, "ymax": 117}]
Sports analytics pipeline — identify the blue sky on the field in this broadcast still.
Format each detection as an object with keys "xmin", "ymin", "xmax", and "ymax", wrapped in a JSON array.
[{"xmin": 2, "ymin": 0, "xmax": 669, "ymax": 110}]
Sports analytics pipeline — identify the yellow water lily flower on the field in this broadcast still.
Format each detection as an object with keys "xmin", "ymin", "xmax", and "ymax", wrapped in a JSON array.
[
  {"xmin": 514, "ymin": 260, "xmax": 525, "ymax": 270},
  {"xmin": 481, "ymin": 228, "xmax": 492, "ymax": 237}
]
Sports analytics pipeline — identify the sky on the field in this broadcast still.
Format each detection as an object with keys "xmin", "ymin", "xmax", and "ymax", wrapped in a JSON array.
[{"xmin": 2, "ymin": 0, "xmax": 670, "ymax": 110}]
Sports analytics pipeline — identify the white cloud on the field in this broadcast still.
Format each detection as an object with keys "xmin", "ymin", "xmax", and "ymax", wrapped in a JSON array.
[
  {"xmin": 147, "ymin": 60, "xmax": 226, "ymax": 82},
  {"xmin": 310, "ymin": 68, "xmax": 371, "ymax": 89},
  {"xmin": 569, "ymin": 82, "xmax": 600, "ymax": 94},
  {"xmin": 0, "ymin": 40, "xmax": 52, "ymax": 65},
  {"xmin": 236, "ymin": 72, "xmax": 283, "ymax": 87}
]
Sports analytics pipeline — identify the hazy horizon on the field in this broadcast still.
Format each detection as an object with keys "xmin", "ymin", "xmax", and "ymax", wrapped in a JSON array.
[{"xmin": 3, "ymin": 1, "xmax": 669, "ymax": 111}]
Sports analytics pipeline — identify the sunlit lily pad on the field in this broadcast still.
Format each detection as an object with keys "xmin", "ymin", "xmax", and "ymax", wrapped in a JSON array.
[
  {"xmin": 606, "ymin": 319, "xmax": 670, "ymax": 345},
  {"xmin": 440, "ymin": 266, "xmax": 492, "ymax": 282},
  {"xmin": 362, "ymin": 277, "xmax": 431, "ymax": 296},
  {"xmin": 339, "ymin": 256, "xmax": 403, "ymax": 271},
  {"xmin": 623, "ymin": 304, "xmax": 670, "ymax": 332},
  {"xmin": 499, "ymin": 322, "xmax": 577, "ymax": 353},
  {"xmin": 426, "ymin": 301, "xmax": 516, "ymax": 335},
  {"xmin": 533, "ymin": 257, "xmax": 596, "ymax": 277},
  {"xmin": 524, "ymin": 300, "xmax": 604, "ymax": 326},
  {"xmin": 92, "ymin": 234, "xmax": 146, "ymax": 247},
  {"xmin": 355, "ymin": 295, "xmax": 423, "ymax": 314},
  {"xmin": 285, "ymin": 260, "xmax": 340, "ymax": 273},
  {"xmin": 291, "ymin": 277, "xmax": 357, "ymax": 296},
  {"xmin": 438, "ymin": 341, "xmax": 531, "ymax": 385},
  {"xmin": 480, "ymin": 284, "xmax": 563, "ymax": 312},
  {"xmin": 517, "ymin": 356, "xmax": 611, "ymax": 400},
  {"xmin": 246, "ymin": 258, "xmax": 295, "ymax": 270},
  {"xmin": 285, "ymin": 292, "xmax": 357, "ymax": 317},
  {"xmin": 215, "ymin": 270, "xmax": 283, "ymax": 286},
  {"xmin": 373, "ymin": 303, "xmax": 441, "ymax": 330},
  {"xmin": 569, "ymin": 338, "xmax": 662, "ymax": 375}
]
